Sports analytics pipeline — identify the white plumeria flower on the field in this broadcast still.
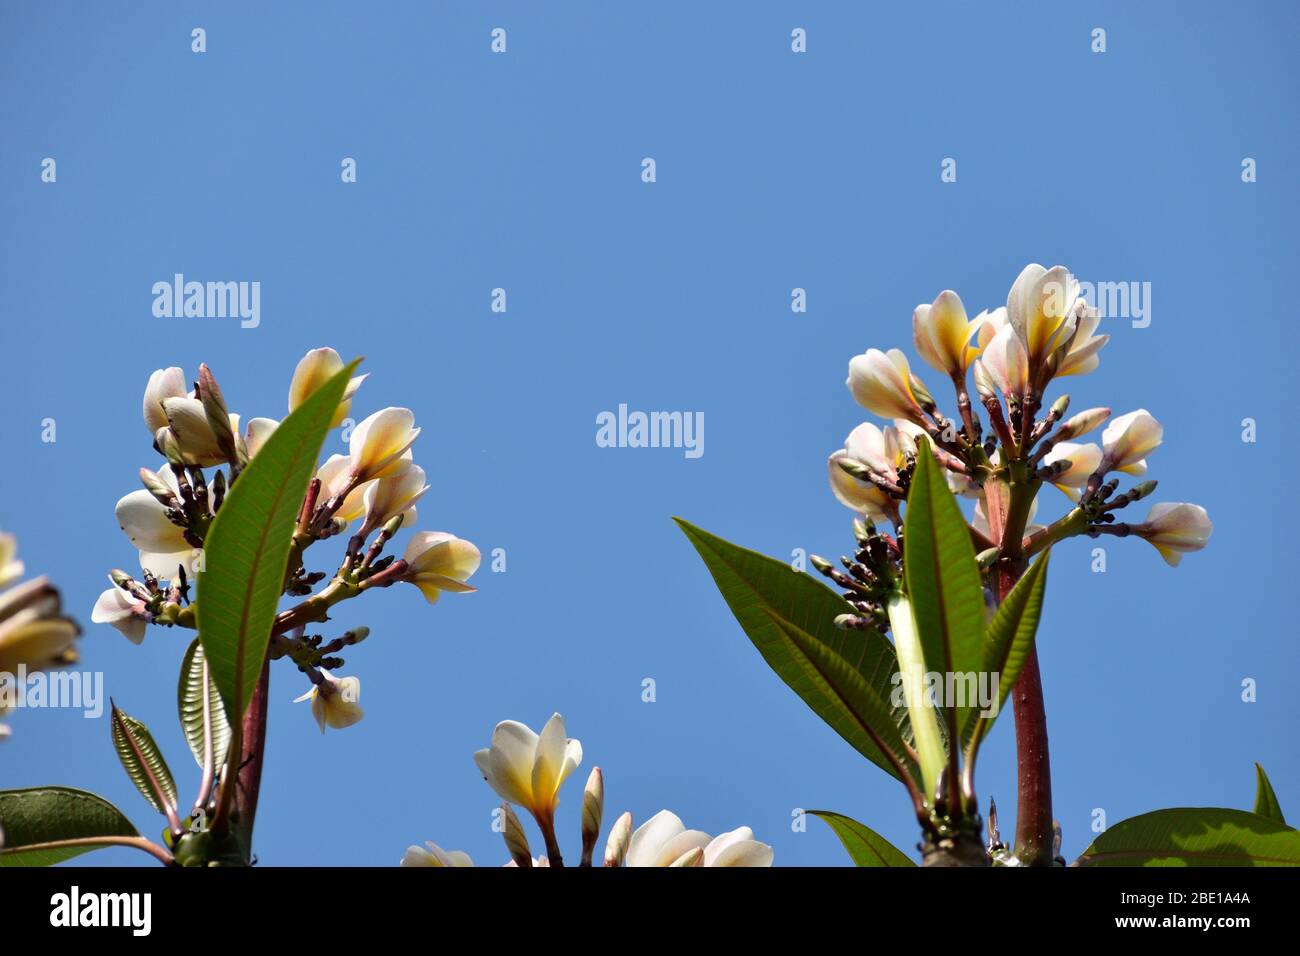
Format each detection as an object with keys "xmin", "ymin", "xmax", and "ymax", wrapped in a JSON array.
[
  {"xmin": 288, "ymin": 347, "xmax": 366, "ymax": 429},
  {"xmin": 401, "ymin": 531, "xmax": 480, "ymax": 604},
  {"xmin": 348, "ymin": 407, "xmax": 420, "ymax": 482},
  {"xmin": 314, "ymin": 453, "xmax": 374, "ymax": 523},
  {"xmin": 293, "ymin": 670, "xmax": 363, "ymax": 733},
  {"xmin": 1006, "ymin": 263, "xmax": 1084, "ymax": 374},
  {"xmin": 244, "ymin": 417, "xmax": 279, "ymax": 458},
  {"xmin": 0, "ymin": 577, "xmax": 80, "ymax": 673},
  {"xmin": 828, "ymin": 422, "xmax": 908, "ymax": 522},
  {"xmin": 625, "ymin": 810, "xmax": 774, "ymax": 868},
  {"xmin": 400, "ymin": 841, "xmax": 474, "ymax": 867},
  {"xmin": 1133, "ymin": 503, "xmax": 1212, "ymax": 566},
  {"xmin": 359, "ymin": 464, "xmax": 429, "ymax": 538},
  {"xmin": 504, "ymin": 856, "xmax": 550, "ymax": 867},
  {"xmin": 912, "ymin": 290, "xmax": 984, "ymax": 378},
  {"xmin": 0, "ymin": 532, "xmax": 24, "ymax": 589},
  {"xmin": 846, "ymin": 348, "xmax": 929, "ymax": 426},
  {"xmin": 142, "ymin": 367, "xmax": 188, "ymax": 435},
  {"xmin": 114, "ymin": 472, "xmax": 203, "ymax": 580},
  {"xmin": 977, "ymin": 323, "xmax": 1029, "ymax": 399},
  {"xmin": 1101, "ymin": 409, "xmax": 1163, "ymax": 475},
  {"xmin": 1041, "ymin": 441, "xmax": 1103, "ymax": 499},
  {"xmin": 90, "ymin": 586, "xmax": 148, "ymax": 645},
  {"xmin": 473, "ymin": 713, "xmax": 582, "ymax": 820}
]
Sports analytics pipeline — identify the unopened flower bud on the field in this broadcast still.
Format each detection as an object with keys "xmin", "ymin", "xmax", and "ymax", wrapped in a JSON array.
[
  {"xmin": 501, "ymin": 803, "xmax": 533, "ymax": 868},
  {"xmin": 1048, "ymin": 394, "xmax": 1070, "ymax": 420},
  {"xmin": 604, "ymin": 811, "xmax": 632, "ymax": 867},
  {"xmin": 198, "ymin": 364, "xmax": 238, "ymax": 463},
  {"xmin": 909, "ymin": 372, "xmax": 936, "ymax": 410},
  {"xmin": 1129, "ymin": 480, "xmax": 1158, "ymax": 501},
  {"xmin": 1057, "ymin": 406, "xmax": 1109, "ymax": 441},
  {"xmin": 139, "ymin": 468, "xmax": 180, "ymax": 509},
  {"xmin": 581, "ymin": 767, "xmax": 604, "ymax": 864},
  {"xmin": 837, "ymin": 456, "xmax": 875, "ymax": 482},
  {"xmin": 109, "ymin": 569, "xmax": 135, "ymax": 590},
  {"xmin": 154, "ymin": 427, "xmax": 186, "ymax": 467},
  {"xmin": 808, "ymin": 554, "xmax": 834, "ymax": 575}
]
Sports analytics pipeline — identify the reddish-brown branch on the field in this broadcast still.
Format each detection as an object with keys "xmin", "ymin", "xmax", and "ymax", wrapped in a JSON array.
[
  {"xmin": 998, "ymin": 564, "xmax": 1054, "ymax": 866},
  {"xmin": 233, "ymin": 658, "xmax": 271, "ymax": 859}
]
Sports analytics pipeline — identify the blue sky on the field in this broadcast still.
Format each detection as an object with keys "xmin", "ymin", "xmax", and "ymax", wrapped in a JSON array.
[{"xmin": 0, "ymin": 1, "xmax": 1296, "ymax": 866}]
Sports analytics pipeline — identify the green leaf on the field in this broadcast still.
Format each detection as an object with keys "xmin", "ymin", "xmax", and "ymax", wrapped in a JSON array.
[
  {"xmin": 0, "ymin": 787, "xmax": 138, "ymax": 867},
  {"xmin": 1253, "ymin": 763, "xmax": 1286, "ymax": 825},
  {"xmin": 1077, "ymin": 808, "xmax": 1300, "ymax": 867},
  {"xmin": 810, "ymin": 810, "xmax": 916, "ymax": 867},
  {"xmin": 675, "ymin": 518, "xmax": 913, "ymax": 782},
  {"xmin": 110, "ymin": 703, "xmax": 179, "ymax": 817},
  {"xmin": 965, "ymin": 549, "xmax": 1050, "ymax": 750},
  {"xmin": 179, "ymin": 637, "xmax": 232, "ymax": 772},
  {"xmin": 764, "ymin": 608, "xmax": 914, "ymax": 780},
  {"xmin": 197, "ymin": 359, "xmax": 359, "ymax": 724},
  {"xmin": 902, "ymin": 441, "xmax": 986, "ymax": 742}
]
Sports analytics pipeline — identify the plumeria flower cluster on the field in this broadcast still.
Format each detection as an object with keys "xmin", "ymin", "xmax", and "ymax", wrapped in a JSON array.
[
  {"xmin": 819, "ymin": 264, "xmax": 1211, "ymax": 636},
  {"xmin": 401, "ymin": 713, "xmax": 774, "ymax": 868},
  {"xmin": 90, "ymin": 348, "xmax": 480, "ymax": 731},
  {"xmin": 0, "ymin": 531, "xmax": 80, "ymax": 738}
]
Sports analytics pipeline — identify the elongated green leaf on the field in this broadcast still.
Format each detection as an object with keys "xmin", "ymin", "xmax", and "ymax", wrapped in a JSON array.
[
  {"xmin": 902, "ymin": 441, "xmax": 986, "ymax": 742},
  {"xmin": 765, "ymin": 609, "xmax": 914, "ymax": 779},
  {"xmin": 675, "ymin": 518, "xmax": 912, "ymax": 781},
  {"xmin": 110, "ymin": 703, "xmax": 178, "ymax": 816},
  {"xmin": 1253, "ymin": 763, "xmax": 1286, "ymax": 825},
  {"xmin": 810, "ymin": 810, "xmax": 916, "ymax": 867},
  {"xmin": 0, "ymin": 787, "xmax": 138, "ymax": 866},
  {"xmin": 197, "ymin": 359, "xmax": 359, "ymax": 724},
  {"xmin": 1077, "ymin": 808, "xmax": 1300, "ymax": 866},
  {"xmin": 179, "ymin": 637, "xmax": 231, "ymax": 772},
  {"xmin": 965, "ymin": 550, "xmax": 1050, "ymax": 749}
]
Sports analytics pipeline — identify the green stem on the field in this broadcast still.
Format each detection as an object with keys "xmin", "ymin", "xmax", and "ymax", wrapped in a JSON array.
[
  {"xmin": 886, "ymin": 591, "xmax": 946, "ymax": 803},
  {"xmin": 1023, "ymin": 507, "xmax": 1086, "ymax": 557},
  {"xmin": 9, "ymin": 836, "xmax": 173, "ymax": 866}
]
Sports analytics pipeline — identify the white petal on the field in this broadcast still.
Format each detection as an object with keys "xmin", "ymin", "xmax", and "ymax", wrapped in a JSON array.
[{"xmin": 626, "ymin": 809, "xmax": 685, "ymax": 868}]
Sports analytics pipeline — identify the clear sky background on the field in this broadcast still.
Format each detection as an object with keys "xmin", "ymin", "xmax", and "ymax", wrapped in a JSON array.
[{"xmin": 1, "ymin": 1, "xmax": 1296, "ymax": 866}]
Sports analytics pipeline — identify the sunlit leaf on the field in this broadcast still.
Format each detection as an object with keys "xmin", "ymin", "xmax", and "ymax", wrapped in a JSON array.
[
  {"xmin": 675, "ymin": 518, "xmax": 912, "ymax": 781},
  {"xmin": 1077, "ymin": 808, "xmax": 1300, "ymax": 866},
  {"xmin": 197, "ymin": 359, "xmax": 359, "ymax": 724},
  {"xmin": 0, "ymin": 787, "xmax": 138, "ymax": 867},
  {"xmin": 810, "ymin": 810, "xmax": 915, "ymax": 867}
]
